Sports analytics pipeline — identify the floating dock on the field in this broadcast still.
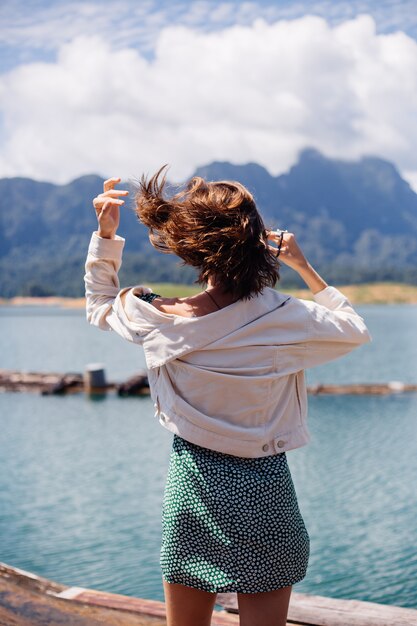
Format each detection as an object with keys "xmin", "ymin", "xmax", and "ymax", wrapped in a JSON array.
[
  {"xmin": 0, "ymin": 562, "xmax": 416, "ymax": 625},
  {"xmin": 1, "ymin": 369, "xmax": 417, "ymax": 397},
  {"xmin": 0, "ymin": 369, "xmax": 150, "ymax": 396}
]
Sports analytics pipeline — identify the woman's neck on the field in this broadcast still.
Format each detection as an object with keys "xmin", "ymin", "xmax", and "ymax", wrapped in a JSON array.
[{"xmin": 204, "ymin": 282, "xmax": 237, "ymax": 308}]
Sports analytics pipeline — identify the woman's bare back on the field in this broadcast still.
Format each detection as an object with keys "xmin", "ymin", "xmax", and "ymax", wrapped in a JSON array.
[{"xmin": 150, "ymin": 289, "xmax": 237, "ymax": 318}]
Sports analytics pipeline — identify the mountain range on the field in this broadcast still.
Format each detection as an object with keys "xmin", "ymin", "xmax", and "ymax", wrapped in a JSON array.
[{"xmin": 0, "ymin": 148, "xmax": 416, "ymax": 297}]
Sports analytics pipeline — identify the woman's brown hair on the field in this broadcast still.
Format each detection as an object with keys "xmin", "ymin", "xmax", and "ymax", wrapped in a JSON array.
[{"xmin": 134, "ymin": 165, "xmax": 279, "ymax": 300}]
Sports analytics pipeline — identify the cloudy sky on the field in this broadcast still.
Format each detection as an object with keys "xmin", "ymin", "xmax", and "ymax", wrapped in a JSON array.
[{"xmin": 1, "ymin": 0, "xmax": 417, "ymax": 188}]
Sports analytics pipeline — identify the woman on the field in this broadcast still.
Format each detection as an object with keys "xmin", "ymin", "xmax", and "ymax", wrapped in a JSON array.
[{"xmin": 84, "ymin": 168, "xmax": 371, "ymax": 626}]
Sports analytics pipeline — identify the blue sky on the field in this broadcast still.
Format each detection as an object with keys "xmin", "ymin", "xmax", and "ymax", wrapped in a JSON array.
[
  {"xmin": 1, "ymin": 0, "xmax": 416, "ymax": 72},
  {"xmin": 2, "ymin": 0, "xmax": 416, "ymax": 72},
  {"xmin": 1, "ymin": 0, "xmax": 417, "ymax": 187}
]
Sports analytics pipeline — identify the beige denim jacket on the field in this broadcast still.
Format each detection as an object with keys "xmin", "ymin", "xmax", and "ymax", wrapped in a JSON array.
[{"xmin": 85, "ymin": 232, "xmax": 371, "ymax": 458}]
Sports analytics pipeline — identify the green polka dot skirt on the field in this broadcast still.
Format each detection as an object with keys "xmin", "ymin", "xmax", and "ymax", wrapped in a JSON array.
[{"xmin": 160, "ymin": 435, "xmax": 310, "ymax": 594}]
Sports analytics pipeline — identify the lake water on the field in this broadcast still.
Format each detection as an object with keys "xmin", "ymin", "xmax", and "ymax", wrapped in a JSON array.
[{"xmin": 0, "ymin": 303, "xmax": 416, "ymax": 610}]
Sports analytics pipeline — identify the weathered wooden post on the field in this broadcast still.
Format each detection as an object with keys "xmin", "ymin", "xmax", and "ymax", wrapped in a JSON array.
[{"xmin": 84, "ymin": 363, "xmax": 107, "ymax": 394}]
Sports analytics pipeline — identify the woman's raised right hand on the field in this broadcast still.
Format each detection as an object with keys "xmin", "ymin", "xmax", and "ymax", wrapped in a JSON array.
[{"xmin": 92, "ymin": 177, "xmax": 129, "ymax": 239}]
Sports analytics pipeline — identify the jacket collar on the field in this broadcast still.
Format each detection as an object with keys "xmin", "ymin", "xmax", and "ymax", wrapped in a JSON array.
[{"xmin": 124, "ymin": 287, "xmax": 291, "ymax": 369}]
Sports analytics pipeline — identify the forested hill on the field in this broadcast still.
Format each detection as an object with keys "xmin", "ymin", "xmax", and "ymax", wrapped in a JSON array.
[{"xmin": 1, "ymin": 149, "xmax": 416, "ymax": 297}]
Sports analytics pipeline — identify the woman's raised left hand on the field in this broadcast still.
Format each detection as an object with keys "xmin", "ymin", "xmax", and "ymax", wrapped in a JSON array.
[
  {"xmin": 267, "ymin": 230, "xmax": 309, "ymax": 271},
  {"xmin": 92, "ymin": 177, "xmax": 129, "ymax": 239}
]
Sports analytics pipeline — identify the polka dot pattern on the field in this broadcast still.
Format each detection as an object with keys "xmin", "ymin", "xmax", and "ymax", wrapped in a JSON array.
[{"xmin": 160, "ymin": 435, "xmax": 310, "ymax": 594}]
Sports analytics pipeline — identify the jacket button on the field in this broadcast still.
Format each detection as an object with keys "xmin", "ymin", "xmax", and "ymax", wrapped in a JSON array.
[
  {"xmin": 277, "ymin": 440, "xmax": 285, "ymax": 448},
  {"xmin": 262, "ymin": 444, "xmax": 269, "ymax": 452}
]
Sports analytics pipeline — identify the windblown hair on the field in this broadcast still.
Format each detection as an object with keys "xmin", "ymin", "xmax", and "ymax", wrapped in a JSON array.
[{"xmin": 134, "ymin": 165, "xmax": 279, "ymax": 300}]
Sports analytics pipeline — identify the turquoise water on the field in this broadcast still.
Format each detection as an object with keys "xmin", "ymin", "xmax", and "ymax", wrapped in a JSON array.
[{"xmin": 0, "ymin": 304, "xmax": 416, "ymax": 609}]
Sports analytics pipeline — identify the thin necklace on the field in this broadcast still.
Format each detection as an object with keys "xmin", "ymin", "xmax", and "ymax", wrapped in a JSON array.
[{"xmin": 204, "ymin": 289, "xmax": 221, "ymax": 310}]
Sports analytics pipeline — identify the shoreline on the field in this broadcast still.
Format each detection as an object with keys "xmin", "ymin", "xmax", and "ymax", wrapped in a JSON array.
[{"xmin": 1, "ymin": 282, "xmax": 417, "ymax": 307}]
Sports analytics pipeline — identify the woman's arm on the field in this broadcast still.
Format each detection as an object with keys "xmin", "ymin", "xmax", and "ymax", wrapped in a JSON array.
[
  {"xmin": 84, "ymin": 178, "xmax": 154, "ymax": 342},
  {"xmin": 84, "ymin": 231, "xmax": 125, "ymax": 330},
  {"xmin": 85, "ymin": 226, "xmax": 158, "ymax": 350},
  {"xmin": 84, "ymin": 177, "xmax": 128, "ymax": 329},
  {"xmin": 268, "ymin": 230, "xmax": 371, "ymax": 366}
]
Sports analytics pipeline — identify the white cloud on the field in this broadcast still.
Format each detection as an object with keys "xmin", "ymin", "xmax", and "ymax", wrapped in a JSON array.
[{"xmin": 1, "ymin": 14, "xmax": 417, "ymax": 188}]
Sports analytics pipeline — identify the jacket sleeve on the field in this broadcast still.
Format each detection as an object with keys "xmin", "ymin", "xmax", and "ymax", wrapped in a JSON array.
[
  {"xmin": 84, "ymin": 231, "xmax": 151, "ymax": 344},
  {"xmin": 300, "ymin": 286, "xmax": 372, "ymax": 369}
]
